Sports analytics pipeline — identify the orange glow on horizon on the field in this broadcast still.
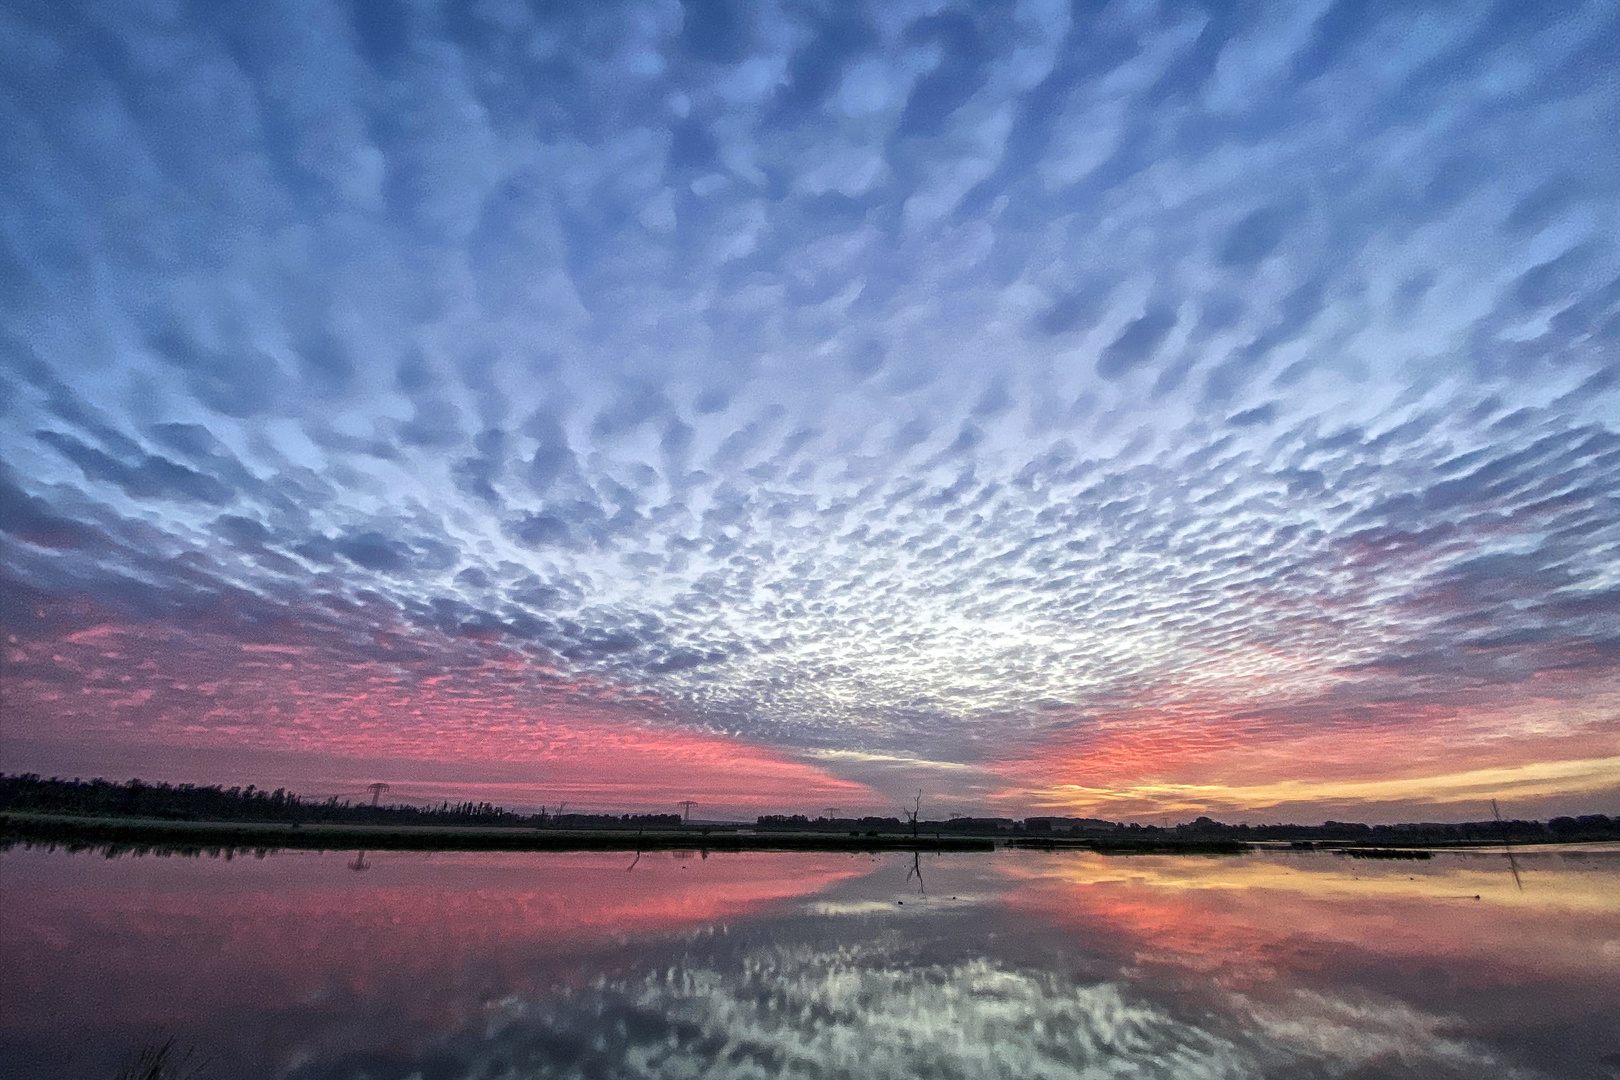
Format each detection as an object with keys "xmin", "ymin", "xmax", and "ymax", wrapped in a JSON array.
[{"xmin": 987, "ymin": 680, "xmax": 1620, "ymax": 819}]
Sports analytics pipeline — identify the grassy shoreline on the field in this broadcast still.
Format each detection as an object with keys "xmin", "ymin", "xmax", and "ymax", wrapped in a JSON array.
[
  {"xmin": 6, "ymin": 812, "xmax": 1611, "ymax": 858},
  {"xmin": 0, "ymin": 811, "xmax": 996, "ymax": 854}
]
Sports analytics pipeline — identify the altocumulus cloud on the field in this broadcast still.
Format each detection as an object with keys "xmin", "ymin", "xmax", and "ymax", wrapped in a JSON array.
[{"xmin": 1, "ymin": 0, "xmax": 1617, "ymax": 814}]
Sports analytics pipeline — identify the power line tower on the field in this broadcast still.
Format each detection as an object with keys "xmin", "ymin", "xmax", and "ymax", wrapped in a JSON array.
[
  {"xmin": 824, "ymin": 807, "xmax": 840, "ymax": 820},
  {"xmin": 366, "ymin": 782, "xmax": 390, "ymax": 807},
  {"xmin": 679, "ymin": 800, "xmax": 696, "ymax": 823}
]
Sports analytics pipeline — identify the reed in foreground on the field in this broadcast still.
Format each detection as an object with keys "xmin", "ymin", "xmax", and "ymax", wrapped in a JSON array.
[{"xmin": 115, "ymin": 1038, "xmax": 206, "ymax": 1080}]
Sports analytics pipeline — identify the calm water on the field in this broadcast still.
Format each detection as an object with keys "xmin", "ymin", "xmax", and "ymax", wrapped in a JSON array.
[{"xmin": 2, "ymin": 844, "xmax": 1617, "ymax": 1079}]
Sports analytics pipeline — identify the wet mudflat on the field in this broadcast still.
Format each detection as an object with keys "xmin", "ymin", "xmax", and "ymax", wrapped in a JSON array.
[{"xmin": 2, "ymin": 843, "xmax": 1616, "ymax": 1079}]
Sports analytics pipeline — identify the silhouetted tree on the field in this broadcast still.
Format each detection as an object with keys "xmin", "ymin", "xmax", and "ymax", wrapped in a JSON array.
[{"xmin": 903, "ymin": 790, "xmax": 922, "ymax": 839}]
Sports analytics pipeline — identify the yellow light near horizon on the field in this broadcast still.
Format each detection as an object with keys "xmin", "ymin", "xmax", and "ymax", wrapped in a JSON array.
[
  {"xmin": 1020, "ymin": 754, "xmax": 1620, "ymax": 817},
  {"xmin": 1000, "ymin": 849, "xmax": 1620, "ymax": 916}
]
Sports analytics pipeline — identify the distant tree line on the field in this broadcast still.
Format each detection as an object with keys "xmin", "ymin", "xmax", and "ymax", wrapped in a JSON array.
[
  {"xmin": 758, "ymin": 810, "xmax": 1620, "ymax": 843},
  {"xmin": 0, "ymin": 774, "xmax": 681, "ymax": 829},
  {"xmin": 1107, "ymin": 813, "xmax": 1620, "ymax": 845},
  {"xmin": 756, "ymin": 814, "xmax": 909, "ymax": 832},
  {"xmin": 5, "ymin": 775, "xmax": 1613, "ymax": 842}
]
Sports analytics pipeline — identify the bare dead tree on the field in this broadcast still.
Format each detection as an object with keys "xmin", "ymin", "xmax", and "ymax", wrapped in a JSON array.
[{"xmin": 902, "ymin": 790, "xmax": 922, "ymax": 839}]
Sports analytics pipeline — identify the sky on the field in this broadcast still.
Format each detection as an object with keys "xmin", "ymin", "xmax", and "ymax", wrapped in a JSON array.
[{"xmin": 1, "ymin": 0, "xmax": 1617, "ymax": 823}]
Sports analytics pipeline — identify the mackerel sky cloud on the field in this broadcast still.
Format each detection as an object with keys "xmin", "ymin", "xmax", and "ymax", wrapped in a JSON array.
[{"xmin": 2, "ymin": 0, "xmax": 1617, "ymax": 820}]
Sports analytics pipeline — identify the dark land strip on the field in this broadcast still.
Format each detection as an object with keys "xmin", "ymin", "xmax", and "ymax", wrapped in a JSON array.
[
  {"xmin": 9, "ymin": 813, "xmax": 1616, "ymax": 860},
  {"xmin": 0, "ymin": 812, "xmax": 996, "ymax": 854},
  {"xmin": 4, "ymin": 775, "xmax": 1617, "ymax": 857}
]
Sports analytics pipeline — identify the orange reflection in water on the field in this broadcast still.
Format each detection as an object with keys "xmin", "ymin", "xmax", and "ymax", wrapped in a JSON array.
[{"xmin": 1000, "ymin": 847, "xmax": 1620, "ymax": 993}]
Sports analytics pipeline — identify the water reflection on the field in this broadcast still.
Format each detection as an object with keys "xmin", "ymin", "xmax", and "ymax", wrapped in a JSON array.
[
  {"xmin": 1004, "ymin": 848, "xmax": 1620, "ymax": 1078},
  {"xmin": 1, "ymin": 845, "xmax": 1616, "ymax": 1078}
]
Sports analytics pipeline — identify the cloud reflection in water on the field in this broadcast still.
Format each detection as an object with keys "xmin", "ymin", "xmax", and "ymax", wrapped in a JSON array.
[{"xmin": 1, "ymin": 847, "xmax": 1616, "ymax": 1079}]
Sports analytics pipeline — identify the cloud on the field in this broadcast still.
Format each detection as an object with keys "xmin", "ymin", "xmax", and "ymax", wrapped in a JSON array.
[
  {"xmin": 1, "ymin": 0, "xmax": 1617, "ymax": 817},
  {"xmin": 35, "ymin": 430, "xmax": 235, "ymax": 505},
  {"xmin": 0, "ymin": 471, "xmax": 104, "ymax": 550},
  {"xmin": 1098, "ymin": 307, "xmax": 1178, "ymax": 379}
]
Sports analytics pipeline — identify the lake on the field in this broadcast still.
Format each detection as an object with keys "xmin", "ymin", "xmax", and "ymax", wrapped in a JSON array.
[{"xmin": 2, "ymin": 844, "xmax": 1617, "ymax": 1079}]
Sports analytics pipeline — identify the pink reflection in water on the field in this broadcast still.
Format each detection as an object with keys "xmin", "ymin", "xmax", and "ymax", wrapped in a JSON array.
[{"xmin": 0, "ymin": 847, "xmax": 865, "ymax": 1077}]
